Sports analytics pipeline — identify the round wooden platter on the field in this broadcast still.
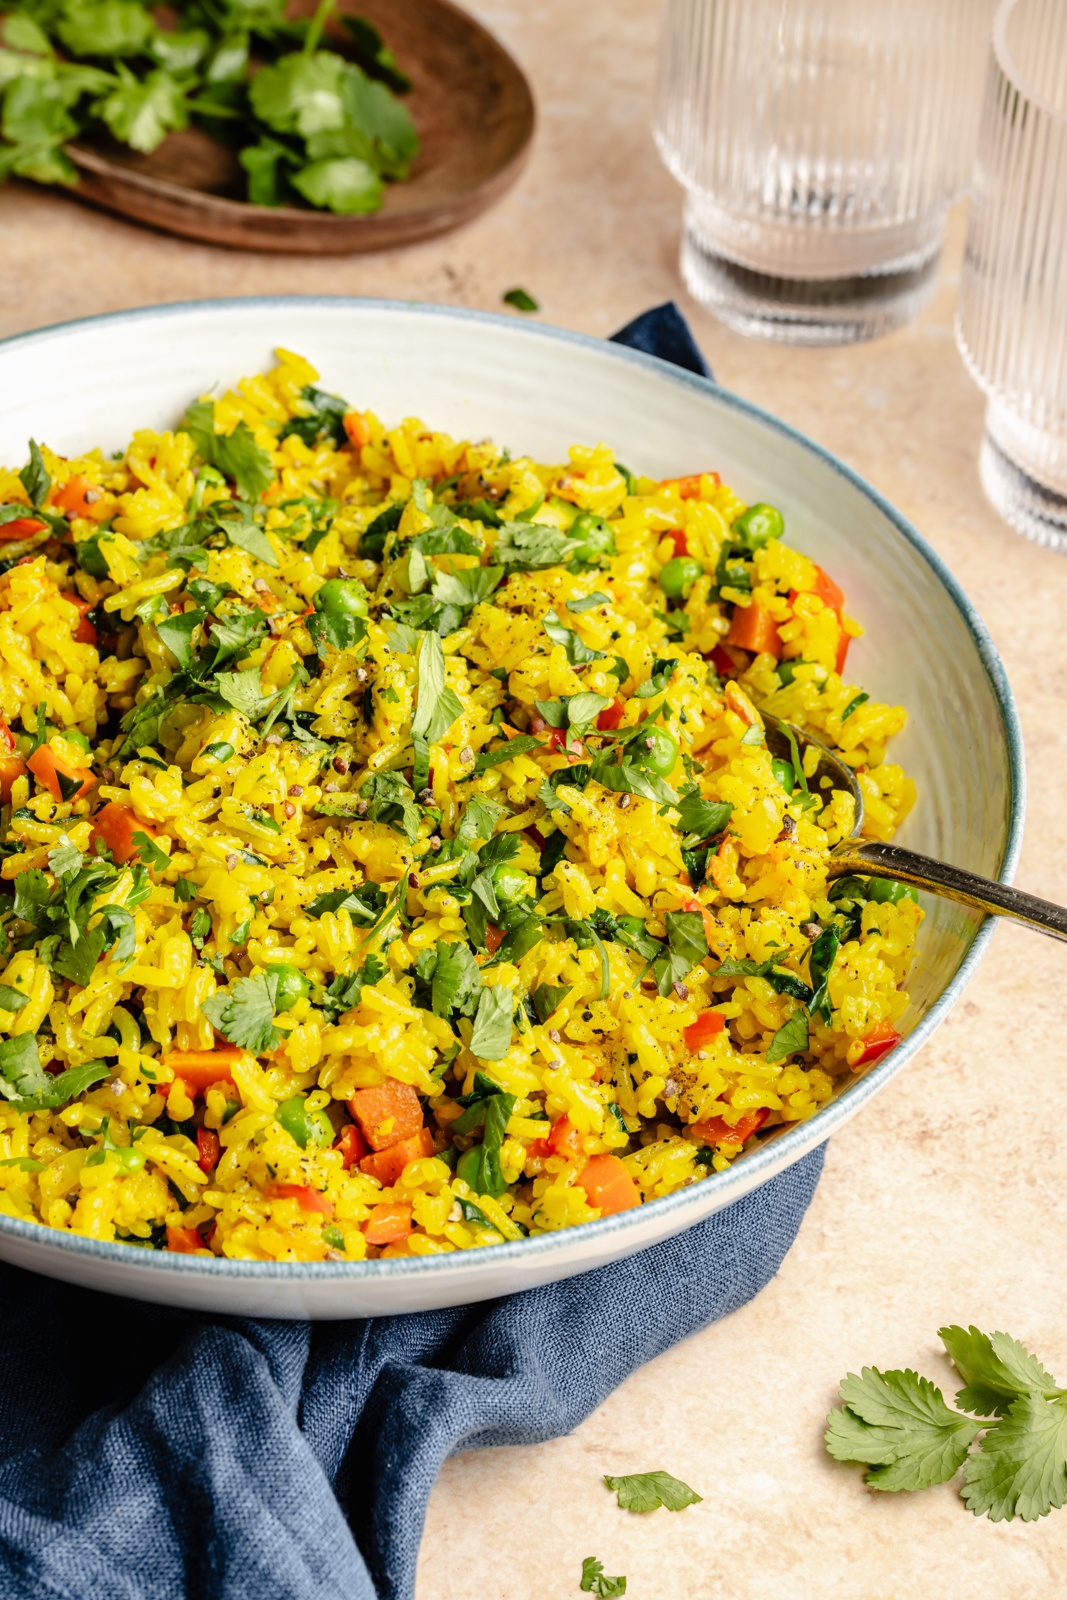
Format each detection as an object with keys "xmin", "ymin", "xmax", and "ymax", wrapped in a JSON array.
[{"xmin": 64, "ymin": 0, "xmax": 535, "ymax": 254}]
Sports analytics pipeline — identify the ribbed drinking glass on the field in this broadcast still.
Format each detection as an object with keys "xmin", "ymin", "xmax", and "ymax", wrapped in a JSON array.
[
  {"xmin": 656, "ymin": 0, "xmax": 995, "ymax": 344},
  {"xmin": 956, "ymin": 0, "xmax": 1067, "ymax": 548}
]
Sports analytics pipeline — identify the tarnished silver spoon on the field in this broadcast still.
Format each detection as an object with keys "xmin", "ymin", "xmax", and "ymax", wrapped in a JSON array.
[{"xmin": 765, "ymin": 721, "xmax": 1067, "ymax": 942}]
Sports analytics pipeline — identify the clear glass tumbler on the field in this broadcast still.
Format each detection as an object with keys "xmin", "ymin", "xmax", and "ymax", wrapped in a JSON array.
[
  {"xmin": 956, "ymin": 0, "xmax": 1067, "ymax": 548},
  {"xmin": 655, "ymin": 0, "xmax": 995, "ymax": 344}
]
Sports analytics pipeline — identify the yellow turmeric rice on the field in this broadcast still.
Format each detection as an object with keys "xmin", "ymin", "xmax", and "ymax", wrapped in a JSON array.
[{"xmin": 0, "ymin": 349, "xmax": 919, "ymax": 1262}]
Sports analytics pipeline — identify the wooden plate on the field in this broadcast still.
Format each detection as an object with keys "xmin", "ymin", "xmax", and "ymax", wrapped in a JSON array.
[{"xmin": 65, "ymin": 0, "xmax": 535, "ymax": 254}]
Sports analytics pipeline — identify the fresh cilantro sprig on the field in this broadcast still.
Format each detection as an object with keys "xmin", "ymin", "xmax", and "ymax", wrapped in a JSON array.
[
  {"xmin": 201, "ymin": 971, "xmax": 280, "ymax": 1053},
  {"xmin": 580, "ymin": 1557, "xmax": 626, "ymax": 1597},
  {"xmin": 0, "ymin": 4, "xmax": 419, "ymax": 217},
  {"xmin": 826, "ymin": 1326, "xmax": 1067, "ymax": 1521}
]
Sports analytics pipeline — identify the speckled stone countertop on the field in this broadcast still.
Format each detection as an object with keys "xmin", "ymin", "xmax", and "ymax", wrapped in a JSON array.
[{"xmin": 2, "ymin": 1, "xmax": 1066, "ymax": 1593}]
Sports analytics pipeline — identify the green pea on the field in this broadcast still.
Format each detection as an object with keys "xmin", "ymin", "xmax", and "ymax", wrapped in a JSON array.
[
  {"xmin": 658, "ymin": 556, "xmax": 703, "ymax": 600},
  {"xmin": 733, "ymin": 503, "xmax": 784, "ymax": 549},
  {"xmin": 456, "ymin": 1146, "xmax": 484, "ymax": 1190},
  {"xmin": 771, "ymin": 756, "xmax": 795, "ymax": 794},
  {"xmin": 313, "ymin": 577, "xmax": 369, "ymax": 619},
  {"xmin": 275, "ymin": 1094, "xmax": 333, "ymax": 1150},
  {"xmin": 322, "ymin": 1224, "xmax": 345, "ymax": 1251},
  {"xmin": 569, "ymin": 513, "xmax": 616, "ymax": 564},
  {"xmin": 634, "ymin": 728, "xmax": 678, "ymax": 777},
  {"xmin": 266, "ymin": 962, "xmax": 310, "ymax": 1013},
  {"xmin": 491, "ymin": 862, "xmax": 531, "ymax": 908},
  {"xmin": 867, "ymin": 877, "xmax": 919, "ymax": 905}
]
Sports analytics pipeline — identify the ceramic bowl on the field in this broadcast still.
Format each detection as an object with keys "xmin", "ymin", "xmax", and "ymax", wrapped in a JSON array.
[{"xmin": 0, "ymin": 298, "xmax": 1024, "ymax": 1318}]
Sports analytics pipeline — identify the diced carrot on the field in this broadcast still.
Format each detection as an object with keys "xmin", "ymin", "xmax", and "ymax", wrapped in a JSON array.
[
  {"xmin": 163, "ymin": 1047, "xmax": 243, "ymax": 1096},
  {"xmin": 690, "ymin": 1108, "xmax": 769, "ymax": 1147},
  {"xmin": 855, "ymin": 1021, "xmax": 901, "ymax": 1067},
  {"xmin": 596, "ymin": 698, "xmax": 626, "ymax": 731},
  {"xmin": 668, "ymin": 529, "xmax": 689, "ymax": 557},
  {"xmin": 659, "ymin": 472, "xmax": 720, "ymax": 498},
  {"xmin": 347, "ymin": 1078, "xmax": 424, "ymax": 1151},
  {"xmin": 264, "ymin": 1182, "xmax": 334, "ymax": 1217},
  {"xmin": 576, "ymin": 1153, "xmax": 640, "ymax": 1215},
  {"xmin": 195, "ymin": 1126, "xmax": 220, "ymax": 1174},
  {"xmin": 166, "ymin": 1225, "xmax": 205, "ymax": 1253},
  {"xmin": 684, "ymin": 1010, "xmax": 726, "ymax": 1051},
  {"xmin": 524, "ymin": 1137, "xmax": 552, "ymax": 1169},
  {"xmin": 343, "ymin": 411, "xmax": 371, "ymax": 450},
  {"xmin": 546, "ymin": 1115, "xmax": 583, "ymax": 1160},
  {"xmin": 485, "ymin": 923, "xmax": 505, "ymax": 956},
  {"xmin": 0, "ymin": 517, "xmax": 46, "ymax": 542},
  {"xmin": 26, "ymin": 745, "xmax": 95, "ymax": 802},
  {"xmin": 680, "ymin": 896, "xmax": 718, "ymax": 949},
  {"xmin": 335, "ymin": 1123, "xmax": 369, "ymax": 1169},
  {"xmin": 725, "ymin": 600, "xmax": 782, "ymax": 659},
  {"xmin": 0, "ymin": 754, "xmax": 25, "ymax": 801},
  {"xmin": 359, "ymin": 1126, "xmax": 435, "ymax": 1186},
  {"xmin": 51, "ymin": 474, "xmax": 105, "ymax": 520},
  {"xmin": 90, "ymin": 801, "xmax": 153, "ymax": 864},
  {"xmin": 363, "ymin": 1201, "xmax": 413, "ymax": 1246}
]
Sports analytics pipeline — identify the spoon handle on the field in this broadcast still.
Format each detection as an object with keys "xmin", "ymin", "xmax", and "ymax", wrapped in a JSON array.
[{"xmin": 828, "ymin": 840, "xmax": 1067, "ymax": 944}]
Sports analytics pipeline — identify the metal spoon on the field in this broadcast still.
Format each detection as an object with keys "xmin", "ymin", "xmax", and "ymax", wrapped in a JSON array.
[{"xmin": 765, "ymin": 721, "xmax": 1067, "ymax": 942}]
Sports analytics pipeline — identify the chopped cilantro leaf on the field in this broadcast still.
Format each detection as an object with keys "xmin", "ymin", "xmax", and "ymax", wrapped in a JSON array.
[
  {"xmin": 468, "ymin": 984, "xmax": 514, "ymax": 1060},
  {"xmin": 580, "ymin": 1557, "xmax": 626, "ymax": 1597},
  {"xmin": 201, "ymin": 971, "xmax": 280, "ymax": 1053},
  {"xmin": 502, "ymin": 287, "xmax": 538, "ymax": 312},
  {"xmin": 603, "ymin": 1471, "xmax": 702, "ymax": 1514}
]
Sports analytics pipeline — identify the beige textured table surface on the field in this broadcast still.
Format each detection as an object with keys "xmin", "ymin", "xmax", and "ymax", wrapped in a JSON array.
[{"xmin": 3, "ymin": 2, "xmax": 1067, "ymax": 1595}]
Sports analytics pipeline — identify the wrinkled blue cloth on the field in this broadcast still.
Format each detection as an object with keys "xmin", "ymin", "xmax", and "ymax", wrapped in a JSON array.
[{"xmin": 0, "ymin": 304, "xmax": 823, "ymax": 1600}]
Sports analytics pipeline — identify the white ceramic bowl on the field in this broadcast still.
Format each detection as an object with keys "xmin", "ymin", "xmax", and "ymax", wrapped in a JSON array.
[{"xmin": 0, "ymin": 298, "xmax": 1023, "ymax": 1318}]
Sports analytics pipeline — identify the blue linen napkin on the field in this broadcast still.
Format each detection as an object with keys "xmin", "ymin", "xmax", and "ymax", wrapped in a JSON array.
[{"xmin": 0, "ymin": 303, "xmax": 824, "ymax": 1600}]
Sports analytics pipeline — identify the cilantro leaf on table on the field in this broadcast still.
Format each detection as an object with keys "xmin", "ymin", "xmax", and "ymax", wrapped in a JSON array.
[
  {"xmin": 603, "ymin": 1470, "xmax": 703, "ymax": 1514},
  {"xmin": 181, "ymin": 401, "xmax": 274, "ymax": 501},
  {"xmin": 468, "ymin": 984, "xmax": 513, "ymax": 1061},
  {"xmin": 201, "ymin": 971, "xmax": 280, "ymax": 1053},
  {"xmin": 580, "ymin": 1556, "xmax": 626, "ymax": 1597},
  {"xmin": 961, "ymin": 1394, "xmax": 1067, "ymax": 1523},
  {"xmin": 826, "ymin": 1326, "xmax": 1067, "ymax": 1522},
  {"xmin": 941, "ymin": 1326, "xmax": 1059, "ymax": 1418},
  {"xmin": 826, "ymin": 1369, "xmax": 982, "ymax": 1492}
]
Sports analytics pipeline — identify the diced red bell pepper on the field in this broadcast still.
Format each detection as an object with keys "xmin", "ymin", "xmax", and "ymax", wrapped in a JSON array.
[
  {"xmin": 524, "ymin": 824, "xmax": 546, "ymax": 850},
  {"xmin": 596, "ymin": 698, "xmax": 626, "ymax": 731},
  {"xmin": 195, "ymin": 1126, "xmax": 220, "ymax": 1174},
  {"xmin": 659, "ymin": 473, "xmax": 720, "ymax": 498},
  {"xmin": 0, "ymin": 719, "xmax": 16, "ymax": 754},
  {"xmin": 51, "ymin": 474, "xmax": 103, "ymax": 519},
  {"xmin": 855, "ymin": 1021, "xmax": 901, "ymax": 1067},
  {"xmin": 335, "ymin": 1123, "xmax": 369, "ymax": 1169},
  {"xmin": 485, "ymin": 923, "xmax": 505, "ymax": 955},
  {"xmin": 343, "ymin": 411, "xmax": 371, "ymax": 450},
  {"xmin": 546, "ymin": 1115, "xmax": 583, "ymax": 1160},
  {"xmin": 264, "ymin": 1182, "xmax": 335, "ymax": 1217},
  {"xmin": 61, "ymin": 592, "xmax": 96, "ymax": 646},
  {"xmin": 0, "ymin": 517, "xmax": 46, "ymax": 542},
  {"xmin": 690, "ymin": 1107, "xmax": 769, "ymax": 1146},
  {"xmin": 668, "ymin": 530, "xmax": 689, "ymax": 557},
  {"xmin": 684, "ymin": 1010, "xmax": 726, "ymax": 1051},
  {"xmin": 166, "ymin": 1224, "xmax": 206, "ymax": 1253}
]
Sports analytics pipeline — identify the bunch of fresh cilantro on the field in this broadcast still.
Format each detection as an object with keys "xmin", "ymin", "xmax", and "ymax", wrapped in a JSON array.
[
  {"xmin": 0, "ymin": 0, "xmax": 418, "ymax": 214},
  {"xmin": 827, "ymin": 1324, "xmax": 1067, "ymax": 1522}
]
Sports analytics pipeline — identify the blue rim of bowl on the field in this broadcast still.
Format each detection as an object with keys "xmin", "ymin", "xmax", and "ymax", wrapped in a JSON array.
[{"xmin": 0, "ymin": 295, "xmax": 1026, "ymax": 1283}]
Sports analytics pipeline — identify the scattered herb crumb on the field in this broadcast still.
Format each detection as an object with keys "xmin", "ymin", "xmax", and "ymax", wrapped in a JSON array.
[
  {"xmin": 580, "ymin": 1555, "xmax": 626, "ymax": 1596},
  {"xmin": 503, "ymin": 287, "xmax": 539, "ymax": 312},
  {"xmin": 603, "ymin": 1470, "xmax": 702, "ymax": 1513},
  {"xmin": 825, "ymin": 1324, "xmax": 1067, "ymax": 1521}
]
